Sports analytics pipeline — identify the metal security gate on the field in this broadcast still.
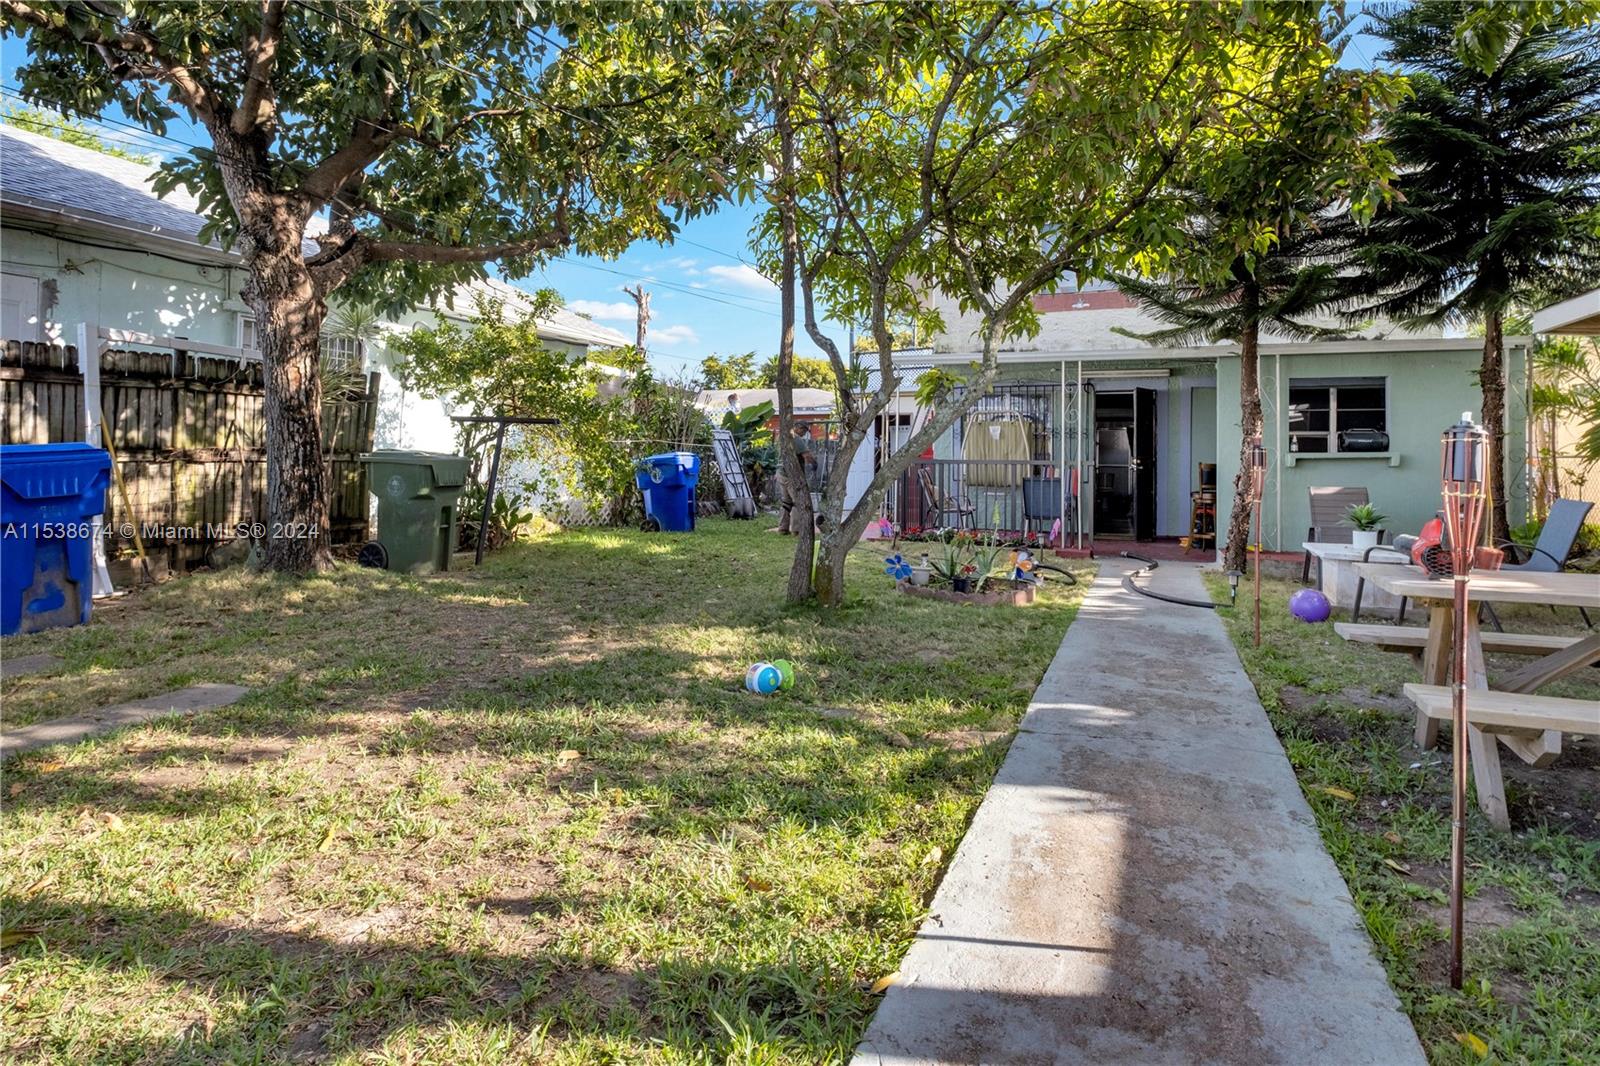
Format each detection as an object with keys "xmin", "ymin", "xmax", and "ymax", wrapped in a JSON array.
[{"xmin": 895, "ymin": 380, "xmax": 1090, "ymax": 545}]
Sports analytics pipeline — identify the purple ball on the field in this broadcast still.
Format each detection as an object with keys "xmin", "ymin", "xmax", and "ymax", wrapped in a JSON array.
[{"xmin": 1289, "ymin": 588, "xmax": 1332, "ymax": 623}]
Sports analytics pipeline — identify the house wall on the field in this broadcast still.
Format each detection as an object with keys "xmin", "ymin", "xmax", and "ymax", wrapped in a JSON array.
[
  {"xmin": 1, "ymin": 227, "xmax": 242, "ymax": 346},
  {"xmin": 1, "ymin": 224, "xmax": 596, "ymax": 470},
  {"xmin": 1213, "ymin": 344, "xmax": 1531, "ymax": 551}
]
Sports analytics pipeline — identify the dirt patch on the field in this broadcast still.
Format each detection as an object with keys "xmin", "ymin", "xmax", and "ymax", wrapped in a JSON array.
[
  {"xmin": 1414, "ymin": 877, "xmax": 1526, "ymax": 933},
  {"xmin": 924, "ymin": 729, "xmax": 1010, "ymax": 751},
  {"xmin": 812, "ymin": 706, "xmax": 912, "ymax": 747}
]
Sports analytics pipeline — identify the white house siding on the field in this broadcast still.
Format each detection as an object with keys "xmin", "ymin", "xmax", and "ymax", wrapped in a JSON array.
[{"xmin": 0, "ymin": 228, "xmax": 241, "ymax": 347}]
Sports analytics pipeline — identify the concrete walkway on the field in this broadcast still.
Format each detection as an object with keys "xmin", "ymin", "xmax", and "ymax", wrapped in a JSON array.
[
  {"xmin": 1, "ymin": 683, "xmax": 249, "ymax": 757},
  {"xmin": 854, "ymin": 559, "xmax": 1424, "ymax": 1066}
]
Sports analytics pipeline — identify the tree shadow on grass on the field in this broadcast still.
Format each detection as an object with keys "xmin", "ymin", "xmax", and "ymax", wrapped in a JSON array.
[{"xmin": 3, "ymin": 895, "xmax": 873, "ymax": 1063}]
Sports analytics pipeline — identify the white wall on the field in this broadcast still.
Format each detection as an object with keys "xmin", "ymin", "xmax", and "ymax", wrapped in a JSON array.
[{"xmin": 1, "ymin": 228, "xmax": 242, "ymax": 345}]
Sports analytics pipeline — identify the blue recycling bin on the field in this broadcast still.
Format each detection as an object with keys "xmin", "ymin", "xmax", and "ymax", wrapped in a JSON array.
[
  {"xmin": 1, "ymin": 443, "xmax": 112, "ymax": 636},
  {"xmin": 635, "ymin": 452, "xmax": 701, "ymax": 532}
]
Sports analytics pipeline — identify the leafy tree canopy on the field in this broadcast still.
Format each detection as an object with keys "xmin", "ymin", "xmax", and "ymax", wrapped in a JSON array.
[
  {"xmin": 1, "ymin": 1, "xmax": 752, "ymax": 310},
  {"xmin": 392, "ymin": 297, "xmax": 703, "ymax": 520},
  {"xmin": 699, "ymin": 352, "xmax": 761, "ymax": 390}
]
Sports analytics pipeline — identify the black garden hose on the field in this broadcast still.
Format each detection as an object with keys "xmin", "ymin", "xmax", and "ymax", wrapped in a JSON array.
[{"xmin": 1118, "ymin": 551, "xmax": 1221, "ymax": 610}]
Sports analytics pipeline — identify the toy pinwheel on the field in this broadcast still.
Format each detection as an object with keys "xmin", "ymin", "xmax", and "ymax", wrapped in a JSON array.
[
  {"xmin": 884, "ymin": 553, "xmax": 913, "ymax": 581},
  {"xmin": 1010, "ymin": 549, "xmax": 1035, "ymax": 582}
]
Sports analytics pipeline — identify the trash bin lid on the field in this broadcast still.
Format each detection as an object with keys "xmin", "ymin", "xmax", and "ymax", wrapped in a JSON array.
[
  {"xmin": 359, "ymin": 450, "xmax": 469, "ymax": 487},
  {"xmin": 0, "ymin": 443, "xmax": 111, "ymax": 500},
  {"xmin": 642, "ymin": 451, "xmax": 700, "ymax": 470}
]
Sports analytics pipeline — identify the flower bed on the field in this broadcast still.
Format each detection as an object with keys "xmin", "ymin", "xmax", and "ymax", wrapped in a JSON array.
[{"xmin": 897, "ymin": 580, "xmax": 1036, "ymax": 607}]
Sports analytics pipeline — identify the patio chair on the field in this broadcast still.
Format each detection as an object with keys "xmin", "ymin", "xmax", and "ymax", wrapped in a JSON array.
[
  {"xmin": 1022, "ymin": 475, "xmax": 1065, "ymax": 543},
  {"xmin": 1484, "ymin": 498, "xmax": 1595, "ymax": 631},
  {"xmin": 918, "ymin": 465, "xmax": 975, "ymax": 529},
  {"xmin": 1302, "ymin": 485, "xmax": 1376, "ymax": 584}
]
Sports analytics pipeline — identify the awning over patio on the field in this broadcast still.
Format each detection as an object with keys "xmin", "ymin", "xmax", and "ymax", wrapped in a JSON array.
[{"xmin": 1532, "ymin": 288, "xmax": 1600, "ymax": 334}]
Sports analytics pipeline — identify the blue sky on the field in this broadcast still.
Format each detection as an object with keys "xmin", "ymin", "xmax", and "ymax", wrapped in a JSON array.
[{"xmin": 4, "ymin": 12, "xmax": 1387, "ymax": 377}]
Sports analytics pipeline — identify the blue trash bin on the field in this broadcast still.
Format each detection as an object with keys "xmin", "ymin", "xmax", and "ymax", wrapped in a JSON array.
[
  {"xmin": 1, "ymin": 443, "xmax": 112, "ymax": 636},
  {"xmin": 635, "ymin": 451, "xmax": 701, "ymax": 532}
]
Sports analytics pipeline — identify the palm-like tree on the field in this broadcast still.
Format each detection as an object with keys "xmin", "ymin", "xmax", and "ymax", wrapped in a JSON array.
[
  {"xmin": 1343, "ymin": 1, "xmax": 1600, "ymax": 542},
  {"xmin": 1116, "ymin": 208, "xmax": 1356, "ymax": 572}
]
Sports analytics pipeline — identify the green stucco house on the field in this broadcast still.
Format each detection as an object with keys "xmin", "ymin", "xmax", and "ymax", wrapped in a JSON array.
[{"xmin": 861, "ymin": 286, "xmax": 1531, "ymax": 555}]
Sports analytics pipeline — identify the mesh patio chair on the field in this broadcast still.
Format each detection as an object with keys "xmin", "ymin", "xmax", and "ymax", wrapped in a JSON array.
[
  {"xmin": 1484, "ymin": 498, "xmax": 1595, "ymax": 631},
  {"xmin": 1302, "ymin": 485, "xmax": 1376, "ymax": 584},
  {"xmin": 918, "ymin": 465, "xmax": 975, "ymax": 529}
]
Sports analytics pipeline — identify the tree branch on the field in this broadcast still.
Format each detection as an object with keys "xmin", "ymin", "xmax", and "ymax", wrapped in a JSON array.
[
  {"xmin": 233, "ymin": 0, "xmax": 286, "ymax": 137},
  {"xmin": 1, "ymin": 0, "xmax": 221, "ymax": 120}
]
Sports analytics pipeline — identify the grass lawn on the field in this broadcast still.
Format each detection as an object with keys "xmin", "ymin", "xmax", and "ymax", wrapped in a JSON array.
[
  {"xmin": 1207, "ymin": 568, "xmax": 1598, "ymax": 1066},
  {"xmin": 0, "ymin": 519, "xmax": 1089, "ymax": 1064}
]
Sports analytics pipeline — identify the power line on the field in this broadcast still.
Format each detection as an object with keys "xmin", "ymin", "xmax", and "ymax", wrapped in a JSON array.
[{"xmin": 551, "ymin": 257, "xmax": 781, "ymax": 318}]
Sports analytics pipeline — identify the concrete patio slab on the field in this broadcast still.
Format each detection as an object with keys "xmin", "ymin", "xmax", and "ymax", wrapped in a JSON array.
[
  {"xmin": 2, "ymin": 653, "xmax": 63, "ymax": 679},
  {"xmin": 1, "ymin": 683, "xmax": 249, "ymax": 758},
  {"xmin": 854, "ymin": 559, "xmax": 1424, "ymax": 1066}
]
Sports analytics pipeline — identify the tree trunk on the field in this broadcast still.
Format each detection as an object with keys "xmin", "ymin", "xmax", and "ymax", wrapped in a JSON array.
[
  {"xmin": 1223, "ymin": 323, "xmax": 1262, "ymax": 574},
  {"xmin": 774, "ymin": 95, "xmax": 814, "ymax": 605},
  {"xmin": 247, "ymin": 243, "xmax": 333, "ymax": 573},
  {"xmin": 1481, "ymin": 311, "xmax": 1511, "ymax": 546}
]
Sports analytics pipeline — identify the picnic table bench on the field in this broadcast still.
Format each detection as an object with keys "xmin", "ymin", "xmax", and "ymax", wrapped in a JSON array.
[
  {"xmin": 1344, "ymin": 566, "xmax": 1600, "ymax": 830},
  {"xmin": 1333, "ymin": 623, "xmax": 1581, "ymax": 657}
]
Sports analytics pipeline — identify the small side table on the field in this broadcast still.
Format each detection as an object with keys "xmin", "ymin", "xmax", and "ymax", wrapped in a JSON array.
[{"xmin": 1302, "ymin": 542, "xmax": 1408, "ymax": 609}]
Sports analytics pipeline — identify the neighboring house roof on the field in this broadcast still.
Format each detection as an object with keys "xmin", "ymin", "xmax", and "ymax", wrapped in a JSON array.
[
  {"xmin": 427, "ymin": 277, "xmax": 630, "ymax": 349},
  {"xmin": 0, "ymin": 124, "xmax": 629, "ymax": 350},
  {"xmin": 0, "ymin": 123, "xmax": 323, "ymax": 258},
  {"xmin": 695, "ymin": 387, "xmax": 835, "ymax": 415}
]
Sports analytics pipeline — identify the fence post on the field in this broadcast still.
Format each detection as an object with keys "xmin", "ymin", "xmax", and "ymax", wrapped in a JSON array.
[{"xmin": 78, "ymin": 321, "xmax": 115, "ymax": 597}]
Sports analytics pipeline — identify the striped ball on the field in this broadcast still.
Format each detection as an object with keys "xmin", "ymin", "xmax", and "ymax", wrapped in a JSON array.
[{"xmin": 745, "ymin": 662, "xmax": 782, "ymax": 694}]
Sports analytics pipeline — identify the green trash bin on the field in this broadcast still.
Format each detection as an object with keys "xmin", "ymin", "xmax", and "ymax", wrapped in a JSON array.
[{"xmin": 359, "ymin": 450, "xmax": 470, "ymax": 574}]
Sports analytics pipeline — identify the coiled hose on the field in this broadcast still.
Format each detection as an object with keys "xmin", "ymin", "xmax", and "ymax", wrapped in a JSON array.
[{"xmin": 1118, "ymin": 551, "xmax": 1221, "ymax": 610}]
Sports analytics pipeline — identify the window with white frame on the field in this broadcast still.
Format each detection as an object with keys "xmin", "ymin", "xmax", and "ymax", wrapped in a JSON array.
[
  {"xmin": 1287, "ymin": 377, "xmax": 1387, "ymax": 454},
  {"xmin": 237, "ymin": 314, "xmax": 363, "ymax": 372},
  {"xmin": 319, "ymin": 333, "xmax": 363, "ymax": 373}
]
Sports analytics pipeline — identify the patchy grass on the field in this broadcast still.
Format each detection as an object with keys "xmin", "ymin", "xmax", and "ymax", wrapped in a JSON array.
[
  {"xmin": 1, "ymin": 520, "xmax": 1089, "ymax": 1064},
  {"xmin": 1206, "ymin": 568, "xmax": 1599, "ymax": 1066}
]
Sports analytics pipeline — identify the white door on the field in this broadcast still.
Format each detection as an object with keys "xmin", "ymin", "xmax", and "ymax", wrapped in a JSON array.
[{"xmin": 1, "ymin": 272, "xmax": 43, "ymax": 342}]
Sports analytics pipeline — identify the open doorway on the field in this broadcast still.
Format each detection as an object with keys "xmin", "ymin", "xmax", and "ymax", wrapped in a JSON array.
[{"xmin": 1092, "ymin": 388, "xmax": 1157, "ymax": 540}]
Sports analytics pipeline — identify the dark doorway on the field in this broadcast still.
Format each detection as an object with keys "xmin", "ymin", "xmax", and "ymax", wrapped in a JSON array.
[
  {"xmin": 1092, "ymin": 389, "xmax": 1158, "ymax": 540},
  {"xmin": 1133, "ymin": 387, "xmax": 1158, "ymax": 540}
]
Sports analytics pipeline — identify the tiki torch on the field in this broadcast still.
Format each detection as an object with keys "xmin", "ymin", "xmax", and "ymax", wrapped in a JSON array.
[
  {"xmin": 1441, "ymin": 412, "xmax": 1489, "ymax": 991},
  {"xmin": 1249, "ymin": 434, "xmax": 1267, "ymax": 647}
]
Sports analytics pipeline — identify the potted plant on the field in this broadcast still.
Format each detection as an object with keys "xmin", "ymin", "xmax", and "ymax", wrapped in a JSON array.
[
  {"xmin": 909, "ymin": 551, "xmax": 933, "ymax": 586},
  {"xmin": 1344, "ymin": 502, "xmax": 1388, "ymax": 550},
  {"xmin": 953, "ymin": 563, "xmax": 978, "ymax": 594}
]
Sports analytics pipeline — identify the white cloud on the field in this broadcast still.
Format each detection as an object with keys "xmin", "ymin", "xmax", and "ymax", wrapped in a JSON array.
[
  {"xmin": 568, "ymin": 299, "xmax": 637, "ymax": 322},
  {"xmin": 665, "ymin": 256, "xmax": 700, "ymax": 272},
  {"xmin": 651, "ymin": 324, "xmax": 700, "ymax": 346},
  {"xmin": 704, "ymin": 264, "xmax": 777, "ymax": 293}
]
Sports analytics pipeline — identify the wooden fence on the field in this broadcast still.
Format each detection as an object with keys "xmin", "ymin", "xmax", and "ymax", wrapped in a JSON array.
[{"xmin": 1, "ymin": 338, "xmax": 378, "ymax": 573}]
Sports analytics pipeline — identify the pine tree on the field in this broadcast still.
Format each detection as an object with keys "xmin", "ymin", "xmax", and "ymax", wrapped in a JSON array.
[
  {"xmin": 1345, "ymin": 1, "xmax": 1600, "ymax": 543},
  {"xmin": 1116, "ymin": 208, "xmax": 1356, "ymax": 573}
]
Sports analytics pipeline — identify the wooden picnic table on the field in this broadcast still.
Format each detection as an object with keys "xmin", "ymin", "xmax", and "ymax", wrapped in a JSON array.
[{"xmin": 1349, "ymin": 565, "xmax": 1600, "ymax": 828}]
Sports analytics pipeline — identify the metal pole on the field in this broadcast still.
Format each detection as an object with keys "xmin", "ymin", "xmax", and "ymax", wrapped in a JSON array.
[
  {"xmin": 1450, "ymin": 573, "xmax": 1468, "ymax": 989},
  {"xmin": 1253, "ymin": 498, "xmax": 1262, "ymax": 646},
  {"xmin": 1076, "ymin": 360, "xmax": 1085, "ymax": 550},
  {"xmin": 475, "ymin": 421, "xmax": 507, "ymax": 566},
  {"xmin": 1059, "ymin": 359, "xmax": 1067, "ymax": 549}
]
